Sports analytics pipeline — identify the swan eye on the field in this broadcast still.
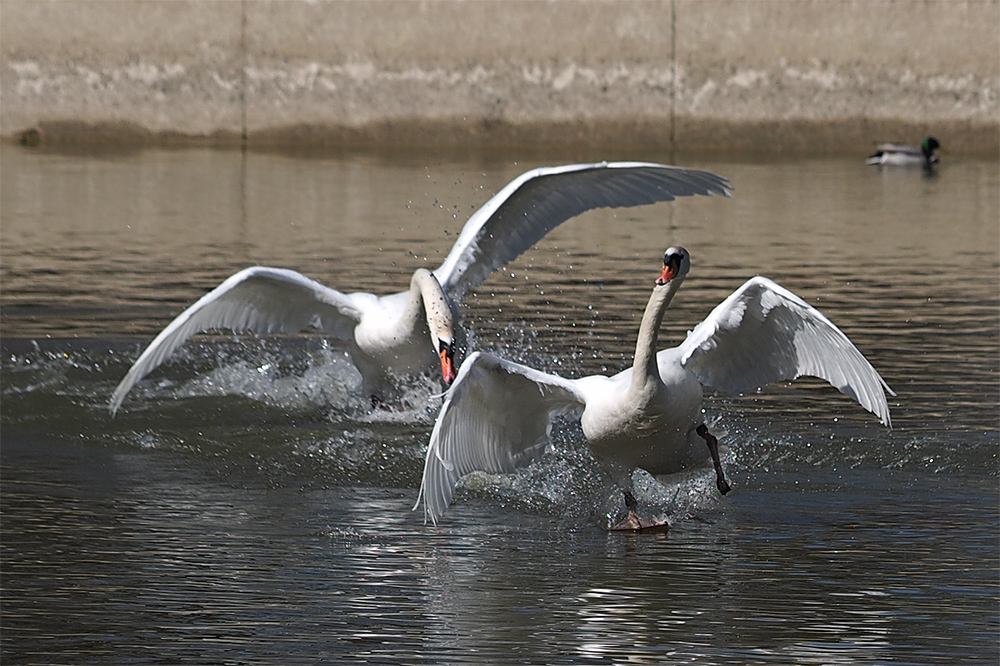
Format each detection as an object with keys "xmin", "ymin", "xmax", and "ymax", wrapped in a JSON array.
[{"xmin": 663, "ymin": 246, "xmax": 686, "ymax": 264}]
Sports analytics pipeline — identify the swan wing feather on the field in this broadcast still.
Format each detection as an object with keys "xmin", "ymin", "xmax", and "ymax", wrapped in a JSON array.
[
  {"xmin": 434, "ymin": 162, "xmax": 731, "ymax": 299},
  {"xmin": 109, "ymin": 266, "xmax": 366, "ymax": 415},
  {"xmin": 677, "ymin": 276, "xmax": 894, "ymax": 426},
  {"xmin": 415, "ymin": 351, "xmax": 585, "ymax": 524}
]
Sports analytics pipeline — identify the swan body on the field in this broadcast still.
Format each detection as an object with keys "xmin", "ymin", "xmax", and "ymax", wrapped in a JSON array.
[
  {"xmin": 866, "ymin": 137, "xmax": 941, "ymax": 166},
  {"xmin": 580, "ymin": 347, "xmax": 707, "ymax": 481},
  {"xmin": 110, "ymin": 161, "xmax": 730, "ymax": 415},
  {"xmin": 416, "ymin": 248, "xmax": 894, "ymax": 527},
  {"xmin": 109, "ymin": 267, "xmax": 453, "ymax": 414}
]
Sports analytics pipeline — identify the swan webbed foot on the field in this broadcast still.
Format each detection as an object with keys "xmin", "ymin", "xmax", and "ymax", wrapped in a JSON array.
[
  {"xmin": 611, "ymin": 510, "xmax": 643, "ymax": 531},
  {"xmin": 608, "ymin": 490, "xmax": 669, "ymax": 531},
  {"xmin": 609, "ymin": 510, "xmax": 670, "ymax": 532},
  {"xmin": 697, "ymin": 423, "xmax": 731, "ymax": 495}
]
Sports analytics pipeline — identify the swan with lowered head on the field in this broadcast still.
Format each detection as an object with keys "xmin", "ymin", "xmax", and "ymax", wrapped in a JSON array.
[
  {"xmin": 109, "ymin": 162, "xmax": 730, "ymax": 415},
  {"xmin": 865, "ymin": 137, "xmax": 942, "ymax": 167},
  {"xmin": 416, "ymin": 247, "xmax": 894, "ymax": 529}
]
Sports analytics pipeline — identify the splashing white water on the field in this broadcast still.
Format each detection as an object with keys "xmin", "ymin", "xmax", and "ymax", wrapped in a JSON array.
[{"xmin": 174, "ymin": 347, "xmax": 367, "ymax": 414}]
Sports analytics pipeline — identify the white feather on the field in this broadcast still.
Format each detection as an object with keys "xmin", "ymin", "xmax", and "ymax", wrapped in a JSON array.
[
  {"xmin": 111, "ymin": 162, "xmax": 730, "ymax": 414},
  {"xmin": 416, "ymin": 254, "xmax": 893, "ymax": 525}
]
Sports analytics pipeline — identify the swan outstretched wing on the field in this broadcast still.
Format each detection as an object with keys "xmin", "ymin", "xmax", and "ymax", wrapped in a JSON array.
[
  {"xmin": 676, "ymin": 276, "xmax": 894, "ymax": 426},
  {"xmin": 109, "ymin": 266, "xmax": 365, "ymax": 415},
  {"xmin": 434, "ymin": 162, "xmax": 731, "ymax": 299},
  {"xmin": 415, "ymin": 351, "xmax": 585, "ymax": 524}
]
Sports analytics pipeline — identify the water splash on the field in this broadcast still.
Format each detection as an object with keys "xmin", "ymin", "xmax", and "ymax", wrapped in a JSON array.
[
  {"xmin": 174, "ymin": 347, "xmax": 366, "ymax": 414},
  {"xmin": 449, "ymin": 418, "xmax": 733, "ymax": 530},
  {"xmin": 2, "ymin": 339, "xmax": 995, "ymax": 507}
]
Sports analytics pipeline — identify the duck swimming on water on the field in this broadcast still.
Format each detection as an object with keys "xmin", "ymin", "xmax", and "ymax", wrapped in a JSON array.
[{"xmin": 866, "ymin": 137, "xmax": 942, "ymax": 167}]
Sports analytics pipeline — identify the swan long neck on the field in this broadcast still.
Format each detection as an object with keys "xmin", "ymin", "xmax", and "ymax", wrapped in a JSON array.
[
  {"xmin": 409, "ymin": 268, "xmax": 454, "ymax": 344},
  {"xmin": 630, "ymin": 277, "xmax": 684, "ymax": 393}
]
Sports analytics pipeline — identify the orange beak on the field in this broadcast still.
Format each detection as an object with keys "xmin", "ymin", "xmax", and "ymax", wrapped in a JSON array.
[
  {"xmin": 656, "ymin": 263, "xmax": 675, "ymax": 286},
  {"xmin": 440, "ymin": 347, "xmax": 456, "ymax": 385}
]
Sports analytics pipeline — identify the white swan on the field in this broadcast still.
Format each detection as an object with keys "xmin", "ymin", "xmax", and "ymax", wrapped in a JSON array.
[
  {"xmin": 416, "ymin": 247, "xmax": 894, "ymax": 529},
  {"xmin": 109, "ymin": 162, "xmax": 731, "ymax": 415}
]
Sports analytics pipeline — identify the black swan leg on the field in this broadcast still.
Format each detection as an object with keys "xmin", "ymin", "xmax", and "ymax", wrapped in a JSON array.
[
  {"xmin": 697, "ymin": 423, "xmax": 731, "ymax": 495},
  {"xmin": 624, "ymin": 488, "xmax": 639, "ymax": 514}
]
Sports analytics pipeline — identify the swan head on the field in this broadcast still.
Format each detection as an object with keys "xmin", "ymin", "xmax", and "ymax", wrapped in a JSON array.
[
  {"xmin": 656, "ymin": 246, "xmax": 690, "ymax": 286},
  {"xmin": 438, "ymin": 337, "xmax": 456, "ymax": 385}
]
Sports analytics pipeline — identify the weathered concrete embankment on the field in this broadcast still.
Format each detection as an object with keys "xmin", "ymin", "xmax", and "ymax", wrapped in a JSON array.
[{"xmin": 2, "ymin": 0, "xmax": 998, "ymax": 154}]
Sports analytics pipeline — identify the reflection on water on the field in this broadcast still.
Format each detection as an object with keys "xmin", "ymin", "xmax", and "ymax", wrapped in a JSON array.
[{"xmin": 1, "ymin": 145, "xmax": 998, "ymax": 664}]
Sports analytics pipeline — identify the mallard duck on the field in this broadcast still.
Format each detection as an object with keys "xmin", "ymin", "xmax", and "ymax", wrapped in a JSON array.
[{"xmin": 866, "ymin": 137, "xmax": 942, "ymax": 166}]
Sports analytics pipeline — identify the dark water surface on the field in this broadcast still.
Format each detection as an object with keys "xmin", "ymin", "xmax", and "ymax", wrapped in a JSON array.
[{"xmin": 2, "ymin": 144, "xmax": 998, "ymax": 664}]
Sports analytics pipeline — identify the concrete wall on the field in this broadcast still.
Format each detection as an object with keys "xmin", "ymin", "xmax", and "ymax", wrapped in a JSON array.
[{"xmin": 2, "ymin": 0, "xmax": 998, "ymax": 154}]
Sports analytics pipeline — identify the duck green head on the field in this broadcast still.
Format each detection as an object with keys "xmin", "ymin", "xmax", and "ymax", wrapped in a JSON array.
[{"xmin": 922, "ymin": 137, "xmax": 942, "ymax": 158}]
